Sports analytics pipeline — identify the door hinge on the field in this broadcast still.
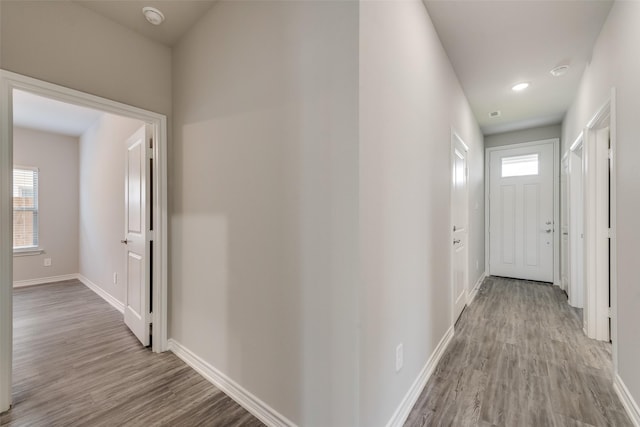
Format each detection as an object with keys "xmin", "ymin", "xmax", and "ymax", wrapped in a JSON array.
[
  {"xmin": 148, "ymin": 230, "xmax": 155, "ymax": 241},
  {"xmin": 608, "ymin": 148, "xmax": 613, "ymax": 160},
  {"xmin": 147, "ymin": 147, "xmax": 154, "ymax": 159},
  {"xmin": 607, "ymin": 228, "xmax": 612, "ymax": 239},
  {"xmin": 608, "ymin": 307, "xmax": 612, "ymax": 318}
]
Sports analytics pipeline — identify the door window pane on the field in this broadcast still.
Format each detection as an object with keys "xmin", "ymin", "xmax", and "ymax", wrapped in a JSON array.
[{"xmin": 502, "ymin": 154, "xmax": 539, "ymax": 177}]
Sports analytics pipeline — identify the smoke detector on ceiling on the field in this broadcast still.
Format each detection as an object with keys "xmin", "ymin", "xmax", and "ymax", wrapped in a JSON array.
[
  {"xmin": 143, "ymin": 7, "xmax": 165, "ymax": 26},
  {"xmin": 550, "ymin": 65, "xmax": 570, "ymax": 77},
  {"xmin": 489, "ymin": 110, "xmax": 501, "ymax": 118}
]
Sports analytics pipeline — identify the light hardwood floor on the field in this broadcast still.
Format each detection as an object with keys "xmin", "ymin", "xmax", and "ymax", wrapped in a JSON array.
[
  {"xmin": 0, "ymin": 280, "xmax": 263, "ymax": 426},
  {"xmin": 405, "ymin": 276, "xmax": 632, "ymax": 427}
]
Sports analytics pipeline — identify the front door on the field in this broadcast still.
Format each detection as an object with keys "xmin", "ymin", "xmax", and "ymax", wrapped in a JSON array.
[
  {"xmin": 123, "ymin": 125, "xmax": 151, "ymax": 346},
  {"xmin": 489, "ymin": 142, "xmax": 554, "ymax": 282},
  {"xmin": 452, "ymin": 134, "xmax": 468, "ymax": 322}
]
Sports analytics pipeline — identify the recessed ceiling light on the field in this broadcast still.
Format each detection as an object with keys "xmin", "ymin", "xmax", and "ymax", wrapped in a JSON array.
[
  {"xmin": 512, "ymin": 82, "xmax": 530, "ymax": 92},
  {"xmin": 143, "ymin": 7, "xmax": 165, "ymax": 26},
  {"xmin": 550, "ymin": 65, "xmax": 570, "ymax": 77}
]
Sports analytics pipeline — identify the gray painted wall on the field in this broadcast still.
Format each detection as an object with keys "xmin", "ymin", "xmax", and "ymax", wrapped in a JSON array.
[
  {"xmin": 562, "ymin": 0, "xmax": 640, "ymax": 411},
  {"xmin": 359, "ymin": 1, "xmax": 484, "ymax": 424},
  {"xmin": 0, "ymin": 0, "xmax": 171, "ymax": 117},
  {"xmin": 485, "ymin": 124, "xmax": 562, "ymax": 148},
  {"xmin": 12, "ymin": 127, "xmax": 79, "ymax": 282},
  {"xmin": 171, "ymin": 2, "xmax": 359, "ymax": 425}
]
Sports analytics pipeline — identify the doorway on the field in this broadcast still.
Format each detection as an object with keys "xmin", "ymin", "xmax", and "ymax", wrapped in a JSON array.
[
  {"xmin": 0, "ymin": 71, "xmax": 169, "ymax": 412},
  {"xmin": 486, "ymin": 139, "xmax": 560, "ymax": 283}
]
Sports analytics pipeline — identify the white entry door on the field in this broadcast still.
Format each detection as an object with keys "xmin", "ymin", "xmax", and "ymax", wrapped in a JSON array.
[
  {"xmin": 489, "ymin": 142, "xmax": 554, "ymax": 282},
  {"xmin": 123, "ymin": 125, "xmax": 152, "ymax": 346},
  {"xmin": 452, "ymin": 134, "xmax": 468, "ymax": 322}
]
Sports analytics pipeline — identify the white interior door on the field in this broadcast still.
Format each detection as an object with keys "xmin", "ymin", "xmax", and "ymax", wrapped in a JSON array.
[
  {"xmin": 489, "ymin": 142, "xmax": 554, "ymax": 282},
  {"xmin": 123, "ymin": 125, "xmax": 151, "ymax": 346},
  {"xmin": 452, "ymin": 134, "xmax": 468, "ymax": 323}
]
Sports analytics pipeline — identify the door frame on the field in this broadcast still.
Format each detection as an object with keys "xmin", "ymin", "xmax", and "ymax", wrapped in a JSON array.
[
  {"xmin": 0, "ymin": 70, "xmax": 169, "ymax": 412},
  {"xmin": 484, "ymin": 139, "xmax": 560, "ymax": 285},
  {"xmin": 450, "ymin": 128, "xmax": 470, "ymax": 325},
  {"xmin": 568, "ymin": 134, "xmax": 585, "ymax": 309},
  {"xmin": 581, "ymin": 89, "xmax": 616, "ymax": 346}
]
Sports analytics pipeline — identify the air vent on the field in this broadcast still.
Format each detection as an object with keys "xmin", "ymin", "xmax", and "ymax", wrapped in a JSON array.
[{"xmin": 489, "ymin": 111, "xmax": 501, "ymax": 118}]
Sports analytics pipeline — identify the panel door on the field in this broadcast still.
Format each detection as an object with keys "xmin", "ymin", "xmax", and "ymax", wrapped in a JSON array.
[
  {"xmin": 124, "ymin": 125, "xmax": 151, "ymax": 346},
  {"xmin": 452, "ymin": 136, "xmax": 468, "ymax": 322},
  {"xmin": 489, "ymin": 143, "xmax": 554, "ymax": 282}
]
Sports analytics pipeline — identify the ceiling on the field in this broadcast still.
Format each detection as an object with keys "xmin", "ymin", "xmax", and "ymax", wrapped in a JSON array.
[
  {"xmin": 424, "ymin": 0, "xmax": 614, "ymax": 135},
  {"xmin": 13, "ymin": 90, "xmax": 104, "ymax": 137},
  {"xmin": 74, "ymin": 0, "xmax": 217, "ymax": 47}
]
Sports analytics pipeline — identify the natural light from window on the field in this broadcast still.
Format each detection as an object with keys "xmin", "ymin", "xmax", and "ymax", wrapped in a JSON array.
[
  {"xmin": 501, "ymin": 153, "xmax": 539, "ymax": 178},
  {"xmin": 13, "ymin": 167, "xmax": 39, "ymax": 250}
]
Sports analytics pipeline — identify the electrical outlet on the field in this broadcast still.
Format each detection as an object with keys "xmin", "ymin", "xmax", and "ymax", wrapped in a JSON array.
[
  {"xmin": 113, "ymin": 272, "xmax": 118, "ymax": 284},
  {"xmin": 44, "ymin": 258, "xmax": 52, "ymax": 267},
  {"xmin": 396, "ymin": 343, "xmax": 403, "ymax": 372}
]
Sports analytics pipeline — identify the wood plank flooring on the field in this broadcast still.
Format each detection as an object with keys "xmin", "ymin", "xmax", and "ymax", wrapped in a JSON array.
[
  {"xmin": 404, "ymin": 276, "xmax": 632, "ymax": 427},
  {"xmin": 0, "ymin": 280, "xmax": 263, "ymax": 427}
]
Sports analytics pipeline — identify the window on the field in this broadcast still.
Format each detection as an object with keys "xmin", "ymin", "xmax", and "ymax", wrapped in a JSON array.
[
  {"xmin": 13, "ymin": 167, "xmax": 39, "ymax": 250},
  {"xmin": 501, "ymin": 153, "xmax": 539, "ymax": 177}
]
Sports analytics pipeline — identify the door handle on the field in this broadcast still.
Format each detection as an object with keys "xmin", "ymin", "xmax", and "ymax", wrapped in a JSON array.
[
  {"xmin": 121, "ymin": 239, "xmax": 128, "ymax": 244},
  {"xmin": 544, "ymin": 229, "xmax": 553, "ymax": 233},
  {"xmin": 453, "ymin": 239, "xmax": 461, "ymax": 244}
]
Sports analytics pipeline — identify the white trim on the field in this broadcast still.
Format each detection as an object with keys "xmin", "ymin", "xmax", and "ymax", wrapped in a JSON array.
[
  {"xmin": 614, "ymin": 374, "xmax": 640, "ymax": 427},
  {"xmin": 582, "ymin": 93, "xmax": 612, "ymax": 342},
  {"xmin": 77, "ymin": 274, "xmax": 124, "ymax": 314},
  {"xmin": 13, "ymin": 248, "xmax": 44, "ymax": 257},
  {"xmin": 609, "ymin": 87, "xmax": 619, "ymax": 373},
  {"xmin": 0, "ymin": 70, "xmax": 169, "ymax": 411},
  {"xmin": 0, "ymin": 68, "xmax": 14, "ymax": 412},
  {"xmin": 385, "ymin": 326, "xmax": 455, "ymax": 427},
  {"xmin": 467, "ymin": 272, "xmax": 486, "ymax": 303},
  {"xmin": 168, "ymin": 339, "xmax": 297, "ymax": 427},
  {"xmin": 485, "ymin": 139, "xmax": 560, "ymax": 283},
  {"xmin": 13, "ymin": 273, "xmax": 78, "ymax": 288}
]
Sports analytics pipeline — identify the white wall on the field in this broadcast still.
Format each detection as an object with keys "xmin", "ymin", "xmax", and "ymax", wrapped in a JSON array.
[
  {"xmin": 79, "ymin": 113, "xmax": 144, "ymax": 304},
  {"xmin": 485, "ymin": 124, "xmax": 562, "ymax": 148},
  {"xmin": 12, "ymin": 127, "xmax": 78, "ymax": 282},
  {"xmin": 562, "ymin": 0, "xmax": 640, "ymax": 411},
  {"xmin": 359, "ymin": 1, "xmax": 484, "ymax": 425},
  {"xmin": 0, "ymin": 0, "xmax": 171, "ymax": 116},
  {"xmin": 171, "ymin": 2, "xmax": 359, "ymax": 425}
]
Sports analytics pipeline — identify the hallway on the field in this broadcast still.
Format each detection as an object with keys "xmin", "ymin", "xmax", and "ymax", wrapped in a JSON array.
[
  {"xmin": 404, "ymin": 277, "xmax": 632, "ymax": 427},
  {"xmin": 0, "ymin": 281, "xmax": 263, "ymax": 426}
]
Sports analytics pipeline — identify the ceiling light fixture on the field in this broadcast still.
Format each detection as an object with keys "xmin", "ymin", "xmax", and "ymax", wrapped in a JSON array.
[
  {"xmin": 550, "ymin": 65, "xmax": 570, "ymax": 77},
  {"xmin": 143, "ymin": 7, "xmax": 165, "ymax": 26},
  {"xmin": 511, "ymin": 82, "xmax": 530, "ymax": 92}
]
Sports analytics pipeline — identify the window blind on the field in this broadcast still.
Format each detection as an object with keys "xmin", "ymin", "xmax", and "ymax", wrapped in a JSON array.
[{"xmin": 13, "ymin": 167, "xmax": 39, "ymax": 249}]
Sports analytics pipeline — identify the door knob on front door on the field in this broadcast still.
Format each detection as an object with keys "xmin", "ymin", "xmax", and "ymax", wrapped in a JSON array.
[
  {"xmin": 121, "ymin": 239, "xmax": 128, "ymax": 244},
  {"xmin": 453, "ymin": 239, "xmax": 461, "ymax": 244}
]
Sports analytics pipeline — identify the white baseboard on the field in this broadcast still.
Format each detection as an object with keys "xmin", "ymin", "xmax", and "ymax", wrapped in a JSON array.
[
  {"xmin": 385, "ymin": 325, "xmax": 455, "ymax": 427},
  {"xmin": 614, "ymin": 374, "xmax": 640, "ymax": 426},
  {"xmin": 168, "ymin": 339, "xmax": 296, "ymax": 427},
  {"xmin": 77, "ymin": 274, "xmax": 124, "ymax": 313},
  {"xmin": 13, "ymin": 273, "xmax": 79, "ymax": 288},
  {"xmin": 468, "ymin": 272, "xmax": 486, "ymax": 303}
]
